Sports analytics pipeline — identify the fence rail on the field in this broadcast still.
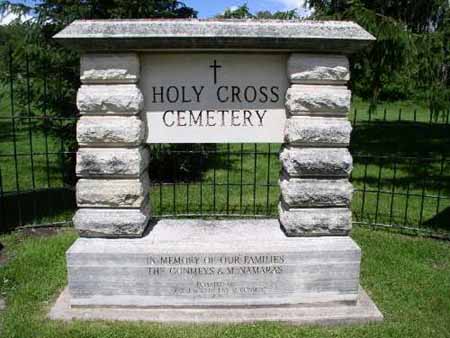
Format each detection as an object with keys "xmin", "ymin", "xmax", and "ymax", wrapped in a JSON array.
[{"xmin": 0, "ymin": 49, "xmax": 449, "ymax": 239}]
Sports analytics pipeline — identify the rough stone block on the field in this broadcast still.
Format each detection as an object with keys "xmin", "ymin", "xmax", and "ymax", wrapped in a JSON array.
[
  {"xmin": 76, "ymin": 147, "xmax": 149, "ymax": 178},
  {"xmin": 284, "ymin": 117, "xmax": 351, "ymax": 146},
  {"xmin": 279, "ymin": 204, "xmax": 352, "ymax": 236},
  {"xmin": 81, "ymin": 53, "xmax": 140, "ymax": 83},
  {"xmin": 288, "ymin": 54, "xmax": 349, "ymax": 84},
  {"xmin": 73, "ymin": 207, "xmax": 150, "ymax": 238},
  {"xmin": 66, "ymin": 219, "xmax": 360, "ymax": 307},
  {"xmin": 280, "ymin": 176, "xmax": 353, "ymax": 208},
  {"xmin": 286, "ymin": 85, "xmax": 351, "ymax": 115},
  {"xmin": 77, "ymin": 116, "xmax": 144, "ymax": 146},
  {"xmin": 76, "ymin": 176, "xmax": 149, "ymax": 208},
  {"xmin": 280, "ymin": 147, "xmax": 353, "ymax": 178},
  {"xmin": 77, "ymin": 84, "xmax": 144, "ymax": 114}
]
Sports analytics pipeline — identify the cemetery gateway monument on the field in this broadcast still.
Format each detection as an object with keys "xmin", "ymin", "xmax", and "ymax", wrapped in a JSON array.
[{"xmin": 50, "ymin": 19, "xmax": 383, "ymax": 324}]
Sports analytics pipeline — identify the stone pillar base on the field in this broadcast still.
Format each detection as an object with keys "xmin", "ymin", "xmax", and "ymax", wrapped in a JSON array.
[
  {"xmin": 50, "ymin": 287, "xmax": 383, "ymax": 325},
  {"xmin": 51, "ymin": 218, "xmax": 383, "ymax": 324},
  {"xmin": 65, "ymin": 219, "xmax": 362, "ymax": 308}
]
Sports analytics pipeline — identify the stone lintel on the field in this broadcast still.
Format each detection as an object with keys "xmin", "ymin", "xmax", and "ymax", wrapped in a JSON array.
[{"xmin": 54, "ymin": 20, "xmax": 375, "ymax": 54}]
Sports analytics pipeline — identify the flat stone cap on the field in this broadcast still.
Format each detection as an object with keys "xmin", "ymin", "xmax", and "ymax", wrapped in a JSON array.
[{"xmin": 54, "ymin": 19, "xmax": 375, "ymax": 54}]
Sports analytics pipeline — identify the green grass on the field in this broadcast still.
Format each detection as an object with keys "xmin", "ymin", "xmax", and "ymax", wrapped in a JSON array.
[
  {"xmin": 350, "ymin": 97, "xmax": 445, "ymax": 123},
  {"xmin": 0, "ymin": 227, "xmax": 449, "ymax": 337},
  {"xmin": 1, "ymin": 95, "xmax": 449, "ymax": 234}
]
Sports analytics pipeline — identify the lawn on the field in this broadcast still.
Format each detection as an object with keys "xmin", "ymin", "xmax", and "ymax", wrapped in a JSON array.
[
  {"xmin": 1, "ymin": 91, "xmax": 450, "ymax": 236},
  {"xmin": 0, "ymin": 227, "xmax": 449, "ymax": 337}
]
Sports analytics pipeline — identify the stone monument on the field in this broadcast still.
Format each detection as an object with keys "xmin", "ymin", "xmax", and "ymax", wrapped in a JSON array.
[{"xmin": 50, "ymin": 19, "xmax": 383, "ymax": 324}]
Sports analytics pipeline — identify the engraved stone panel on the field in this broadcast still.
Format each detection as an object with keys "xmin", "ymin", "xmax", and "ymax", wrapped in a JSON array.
[
  {"xmin": 67, "ymin": 219, "xmax": 360, "ymax": 307},
  {"xmin": 76, "ymin": 147, "xmax": 149, "ymax": 177},
  {"xmin": 76, "ymin": 176, "xmax": 149, "ymax": 208},
  {"xmin": 280, "ymin": 176, "xmax": 353, "ymax": 208},
  {"xmin": 284, "ymin": 117, "xmax": 351, "ymax": 146},
  {"xmin": 279, "ymin": 205, "xmax": 352, "ymax": 236},
  {"xmin": 81, "ymin": 53, "xmax": 140, "ymax": 83},
  {"xmin": 73, "ymin": 207, "xmax": 150, "ymax": 238},
  {"xmin": 141, "ymin": 53, "xmax": 288, "ymax": 143},
  {"xmin": 77, "ymin": 116, "xmax": 144, "ymax": 146},
  {"xmin": 288, "ymin": 54, "xmax": 349, "ymax": 84},
  {"xmin": 280, "ymin": 147, "xmax": 353, "ymax": 178},
  {"xmin": 286, "ymin": 85, "xmax": 351, "ymax": 115},
  {"xmin": 77, "ymin": 84, "xmax": 144, "ymax": 114}
]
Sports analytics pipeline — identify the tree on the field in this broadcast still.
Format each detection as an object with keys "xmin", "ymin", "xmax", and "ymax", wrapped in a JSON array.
[
  {"xmin": 305, "ymin": 0, "xmax": 450, "ymax": 114},
  {"xmin": 217, "ymin": 4, "xmax": 301, "ymax": 20},
  {"xmin": 0, "ymin": 0, "xmax": 198, "ymax": 184}
]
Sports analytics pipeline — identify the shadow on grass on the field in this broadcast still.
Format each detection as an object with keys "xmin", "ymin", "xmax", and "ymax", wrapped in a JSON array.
[
  {"xmin": 0, "ymin": 187, "xmax": 75, "ymax": 233},
  {"xmin": 351, "ymin": 121, "xmax": 450, "ymax": 191},
  {"xmin": 423, "ymin": 206, "xmax": 450, "ymax": 232},
  {"xmin": 351, "ymin": 121, "xmax": 450, "ymax": 156},
  {"xmin": 149, "ymin": 144, "xmax": 234, "ymax": 182}
]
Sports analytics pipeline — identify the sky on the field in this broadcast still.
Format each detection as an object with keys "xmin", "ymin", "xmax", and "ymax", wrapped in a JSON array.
[
  {"xmin": 184, "ymin": 0, "xmax": 309, "ymax": 18},
  {"xmin": 1, "ymin": 0, "xmax": 310, "ymax": 25}
]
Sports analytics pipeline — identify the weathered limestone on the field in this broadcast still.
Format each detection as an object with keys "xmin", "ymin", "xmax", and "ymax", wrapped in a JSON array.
[
  {"xmin": 280, "ymin": 176, "xmax": 353, "ymax": 208},
  {"xmin": 74, "ymin": 53, "xmax": 150, "ymax": 238},
  {"xmin": 284, "ymin": 117, "xmax": 351, "ymax": 146},
  {"xmin": 77, "ymin": 84, "xmax": 144, "ymax": 114},
  {"xmin": 279, "ymin": 205, "xmax": 352, "ymax": 236},
  {"xmin": 66, "ymin": 219, "xmax": 361, "ymax": 306},
  {"xmin": 51, "ymin": 20, "xmax": 381, "ymax": 325},
  {"xmin": 280, "ymin": 54, "xmax": 354, "ymax": 236},
  {"xmin": 81, "ymin": 54, "xmax": 140, "ymax": 83},
  {"xmin": 77, "ymin": 116, "xmax": 144, "ymax": 146},
  {"xmin": 286, "ymin": 85, "xmax": 351, "ymax": 115},
  {"xmin": 288, "ymin": 54, "xmax": 349, "ymax": 84},
  {"xmin": 54, "ymin": 20, "xmax": 376, "ymax": 53},
  {"xmin": 73, "ymin": 207, "xmax": 150, "ymax": 238},
  {"xmin": 76, "ymin": 147, "xmax": 149, "ymax": 178},
  {"xmin": 51, "ymin": 287, "xmax": 383, "ymax": 324},
  {"xmin": 76, "ymin": 176, "xmax": 149, "ymax": 208},
  {"xmin": 280, "ymin": 147, "xmax": 353, "ymax": 178}
]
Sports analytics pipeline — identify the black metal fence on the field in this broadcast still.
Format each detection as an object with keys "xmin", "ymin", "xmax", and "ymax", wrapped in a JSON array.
[{"xmin": 0, "ymin": 49, "xmax": 449, "ymax": 239}]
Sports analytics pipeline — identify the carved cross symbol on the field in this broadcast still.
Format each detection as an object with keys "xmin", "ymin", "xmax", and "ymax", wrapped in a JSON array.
[{"xmin": 209, "ymin": 59, "xmax": 222, "ymax": 84}]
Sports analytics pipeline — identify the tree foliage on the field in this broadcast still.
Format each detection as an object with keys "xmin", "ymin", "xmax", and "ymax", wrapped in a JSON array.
[
  {"xmin": 218, "ymin": 2, "xmax": 450, "ymax": 114},
  {"xmin": 0, "ymin": 0, "xmax": 197, "ymax": 184},
  {"xmin": 0, "ymin": 0, "xmax": 197, "ymax": 120},
  {"xmin": 306, "ymin": 0, "xmax": 450, "ymax": 113},
  {"xmin": 218, "ymin": 4, "xmax": 300, "ymax": 20}
]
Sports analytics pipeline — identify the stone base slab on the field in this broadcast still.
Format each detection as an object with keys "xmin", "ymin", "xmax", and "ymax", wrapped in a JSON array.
[
  {"xmin": 66, "ymin": 219, "xmax": 362, "ymax": 308},
  {"xmin": 49, "ymin": 287, "xmax": 383, "ymax": 325}
]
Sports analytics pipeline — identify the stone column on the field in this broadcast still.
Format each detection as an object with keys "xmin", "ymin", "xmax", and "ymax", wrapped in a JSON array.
[
  {"xmin": 73, "ymin": 54, "xmax": 150, "ymax": 238},
  {"xmin": 279, "ymin": 54, "xmax": 353, "ymax": 236}
]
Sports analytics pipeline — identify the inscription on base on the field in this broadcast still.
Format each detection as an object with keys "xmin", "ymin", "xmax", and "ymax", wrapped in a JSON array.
[{"xmin": 146, "ymin": 254, "xmax": 286, "ymax": 296}]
